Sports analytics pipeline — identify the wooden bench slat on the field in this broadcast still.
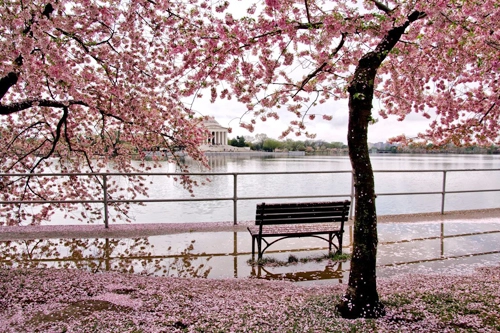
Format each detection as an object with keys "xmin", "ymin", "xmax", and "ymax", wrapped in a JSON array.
[
  {"xmin": 256, "ymin": 211, "xmax": 346, "ymax": 219},
  {"xmin": 257, "ymin": 201, "xmax": 347, "ymax": 208},
  {"xmin": 255, "ymin": 216, "xmax": 345, "ymax": 225},
  {"xmin": 257, "ymin": 204, "xmax": 344, "ymax": 211},
  {"xmin": 257, "ymin": 209, "xmax": 347, "ymax": 215},
  {"xmin": 256, "ymin": 205, "xmax": 346, "ymax": 213}
]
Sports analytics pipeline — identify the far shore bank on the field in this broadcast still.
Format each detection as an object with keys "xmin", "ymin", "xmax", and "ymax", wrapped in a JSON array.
[{"xmin": 1, "ymin": 208, "xmax": 499, "ymax": 241}]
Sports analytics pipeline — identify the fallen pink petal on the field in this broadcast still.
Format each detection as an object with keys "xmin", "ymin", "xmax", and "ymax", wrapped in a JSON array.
[{"xmin": 1, "ymin": 265, "xmax": 498, "ymax": 332}]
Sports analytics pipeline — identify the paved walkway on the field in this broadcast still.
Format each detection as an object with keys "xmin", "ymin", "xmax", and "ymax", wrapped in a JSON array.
[{"xmin": 1, "ymin": 208, "xmax": 499, "ymax": 240}]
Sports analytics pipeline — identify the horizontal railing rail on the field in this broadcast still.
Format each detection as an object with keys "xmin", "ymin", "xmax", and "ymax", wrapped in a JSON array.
[{"xmin": 1, "ymin": 168, "xmax": 500, "ymax": 227}]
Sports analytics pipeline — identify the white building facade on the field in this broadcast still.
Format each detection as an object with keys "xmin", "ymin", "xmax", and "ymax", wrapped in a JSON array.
[
  {"xmin": 202, "ymin": 117, "xmax": 228, "ymax": 146},
  {"xmin": 200, "ymin": 117, "xmax": 249, "ymax": 152}
]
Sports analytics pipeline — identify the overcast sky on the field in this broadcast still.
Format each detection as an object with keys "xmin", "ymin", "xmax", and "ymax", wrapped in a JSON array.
[{"xmin": 192, "ymin": 96, "xmax": 433, "ymax": 144}]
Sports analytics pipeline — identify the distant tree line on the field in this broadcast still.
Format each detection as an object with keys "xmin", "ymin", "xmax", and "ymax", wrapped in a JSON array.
[
  {"xmin": 228, "ymin": 134, "xmax": 499, "ymax": 154},
  {"xmin": 398, "ymin": 143, "xmax": 500, "ymax": 155},
  {"xmin": 228, "ymin": 134, "xmax": 347, "ymax": 152}
]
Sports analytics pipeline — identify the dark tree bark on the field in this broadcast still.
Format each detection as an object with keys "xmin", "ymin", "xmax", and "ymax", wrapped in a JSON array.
[
  {"xmin": 0, "ymin": 72, "xmax": 19, "ymax": 100},
  {"xmin": 336, "ymin": 11, "xmax": 425, "ymax": 319}
]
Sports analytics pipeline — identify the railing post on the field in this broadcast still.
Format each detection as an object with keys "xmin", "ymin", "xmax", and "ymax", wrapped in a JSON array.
[
  {"xmin": 103, "ymin": 174, "xmax": 109, "ymax": 228},
  {"xmin": 441, "ymin": 170, "xmax": 447, "ymax": 215},
  {"xmin": 349, "ymin": 171, "xmax": 355, "ymax": 219},
  {"xmin": 233, "ymin": 173, "xmax": 238, "ymax": 225},
  {"xmin": 440, "ymin": 223, "xmax": 444, "ymax": 257}
]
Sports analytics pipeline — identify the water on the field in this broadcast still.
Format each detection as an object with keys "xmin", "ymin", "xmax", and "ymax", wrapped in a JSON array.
[
  {"xmin": 2, "ymin": 220, "xmax": 500, "ymax": 284},
  {"xmin": 95, "ymin": 153, "xmax": 500, "ymax": 225},
  {"xmin": 4, "ymin": 153, "xmax": 499, "ymax": 226},
  {"xmin": 3, "ymin": 154, "xmax": 499, "ymax": 284}
]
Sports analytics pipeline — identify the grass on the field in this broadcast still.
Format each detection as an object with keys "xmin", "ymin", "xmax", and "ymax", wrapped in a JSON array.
[{"xmin": 247, "ymin": 251, "xmax": 351, "ymax": 266}]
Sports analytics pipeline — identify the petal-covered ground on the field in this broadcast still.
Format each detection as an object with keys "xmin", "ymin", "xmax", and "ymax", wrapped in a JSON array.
[{"xmin": 1, "ymin": 266, "xmax": 498, "ymax": 332}]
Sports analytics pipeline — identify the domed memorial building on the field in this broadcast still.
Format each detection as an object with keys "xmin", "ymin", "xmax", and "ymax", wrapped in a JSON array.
[{"xmin": 200, "ymin": 117, "xmax": 249, "ymax": 152}]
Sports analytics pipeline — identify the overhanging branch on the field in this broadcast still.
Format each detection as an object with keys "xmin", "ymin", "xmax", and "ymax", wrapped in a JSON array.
[{"xmin": 0, "ymin": 99, "xmax": 87, "ymax": 115}]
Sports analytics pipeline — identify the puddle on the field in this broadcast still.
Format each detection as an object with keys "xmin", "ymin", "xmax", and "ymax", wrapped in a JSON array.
[{"xmin": 1, "ymin": 221, "xmax": 500, "ymax": 285}]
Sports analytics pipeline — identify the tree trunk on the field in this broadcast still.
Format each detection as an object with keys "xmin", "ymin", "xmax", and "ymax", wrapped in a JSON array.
[
  {"xmin": 336, "ymin": 11, "xmax": 425, "ymax": 319},
  {"xmin": 336, "ymin": 56, "xmax": 385, "ymax": 319}
]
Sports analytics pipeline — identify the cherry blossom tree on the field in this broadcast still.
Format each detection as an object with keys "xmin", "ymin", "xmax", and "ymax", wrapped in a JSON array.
[
  {"xmin": 0, "ymin": 1, "xmax": 209, "ymax": 225},
  {"xmin": 2, "ymin": 0, "xmax": 499, "ymax": 320},
  {"xmin": 171, "ymin": 0, "xmax": 499, "ymax": 318}
]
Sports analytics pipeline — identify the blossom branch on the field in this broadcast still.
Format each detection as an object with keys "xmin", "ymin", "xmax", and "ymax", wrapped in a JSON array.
[
  {"xmin": 0, "ymin": 99, "xmax": 86, "ymax": 115},
  {"xmin": 293, "ymin": 33, "xmax": 346, "ymax": 97},
  {"xmin": 478, "ymin": 103, "xmax": 497, "ymax": 124}
]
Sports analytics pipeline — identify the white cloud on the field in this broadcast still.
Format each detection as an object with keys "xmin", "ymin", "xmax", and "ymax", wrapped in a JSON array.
[{"xmin": 369, "ymin": 112, "xmax": 433, "ymax": 143}]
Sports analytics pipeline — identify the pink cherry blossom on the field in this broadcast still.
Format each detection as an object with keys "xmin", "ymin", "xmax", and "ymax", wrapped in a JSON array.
[
  {"xmin": 0, "ymin": 265, "xmax": 498, "ymax": 332},
  {"xmin": 2, "ymin": 0, "xmax": 499, "ymax": 320}
]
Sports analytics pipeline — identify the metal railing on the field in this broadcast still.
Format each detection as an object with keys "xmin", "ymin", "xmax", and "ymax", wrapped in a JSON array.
[{"xmin": 1, "ymin": 168, "xmax": 500, "ymax": 227}]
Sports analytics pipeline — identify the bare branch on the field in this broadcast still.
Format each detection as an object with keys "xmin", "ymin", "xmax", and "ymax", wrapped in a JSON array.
[
  {"xmin": 42, "ymin": 3, "xmax": 54, "ymax": 19},
  {"xmin": 485, "ymin": 40, "xmax": 500, "ymax": 51},
  {"xmin": 371, "ymin": 0, "xmax": 393, "ymax": 14},
  {"xmin": 304, "ymin": 0, "xmax": 312, "ymax": 24},
  {"xmin": 294, "ymin": 22, "xmax": 323, "ymax": 30}
]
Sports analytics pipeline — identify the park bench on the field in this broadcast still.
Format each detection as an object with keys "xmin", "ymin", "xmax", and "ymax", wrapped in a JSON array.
[{"xmin": 248, "ymin": 200, "xmax": 351, "ymax": 260}]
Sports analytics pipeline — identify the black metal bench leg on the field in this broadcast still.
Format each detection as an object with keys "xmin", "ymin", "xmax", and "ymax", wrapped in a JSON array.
[
  {"xmin": 257, "ymin": 236, "xmax": 263, "ymax": 261},
  {"xmin": 338, "ymin": 232, "xmax": 343, "ymax": 254},
  {"xmin": 251, "ymin": 235, "xmax": 256, "ymax": 260},
  {"xmin": 330, "ymin": 232, "xmax": 342, "ymax": 254}
]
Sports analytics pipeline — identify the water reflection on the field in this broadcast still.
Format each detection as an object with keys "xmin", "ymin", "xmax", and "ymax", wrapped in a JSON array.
[
  {"xmin": 1, "ymin": 221, "xmax": 500, "ymax": 284},
  {"xmin": 251, "ymin": 261, "xmax": 346, "ymax": 283},
  {"xmin": 0, "ymin": 237, "xmax": 212, "ymax": 278}
]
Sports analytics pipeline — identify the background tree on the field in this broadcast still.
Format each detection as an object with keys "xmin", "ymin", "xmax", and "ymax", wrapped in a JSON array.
[
  {"xmin": 252, "ymin": 133, "xmax": 269, "ymax": 150},
  {"xmin": 174, "ymin": 0, "xmax": 499, "ymax": 318},
  {"xmin": 262, "ymin": 138, "xmax": 282, "ymax": 151},
  {"xmin": 229, "ymin": 136, "xmax": 247, "ymax": 147},
  {"xmin": 0, "ymin": 1, "xmax": 209, "ymax": 225},
  {"xmin": 285, "ymin": 139, "xmax": 307, "ymax": 151},
  {"xmin": 326, "ymin": 142, "xmax": 347, "ymax": 149}
]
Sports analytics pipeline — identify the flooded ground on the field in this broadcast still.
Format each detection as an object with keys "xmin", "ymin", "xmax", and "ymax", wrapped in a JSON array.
[{"xmin": 1, "ymin": 210, "xmax": 499, "ymax": 285}]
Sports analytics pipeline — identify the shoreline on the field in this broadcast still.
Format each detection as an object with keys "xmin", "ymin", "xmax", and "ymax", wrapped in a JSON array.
[{"xmin": 1, "ymin": 208, "xmax": 499, "ymax": 241}]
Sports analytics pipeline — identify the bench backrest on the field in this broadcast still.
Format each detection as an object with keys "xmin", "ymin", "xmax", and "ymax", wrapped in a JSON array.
[{"xmin": 255, "ymin": 200, "xmax": 350, "ymax": 226}]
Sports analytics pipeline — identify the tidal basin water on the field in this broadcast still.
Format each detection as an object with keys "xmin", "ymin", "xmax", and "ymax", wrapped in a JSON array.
[
  {"xmin": 3, "ymin": 153, "xmax": 500, "ymax": 284},
  {"xmin": 83, "ymin": 153, "xmax": 500, "ymax": 226}
]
